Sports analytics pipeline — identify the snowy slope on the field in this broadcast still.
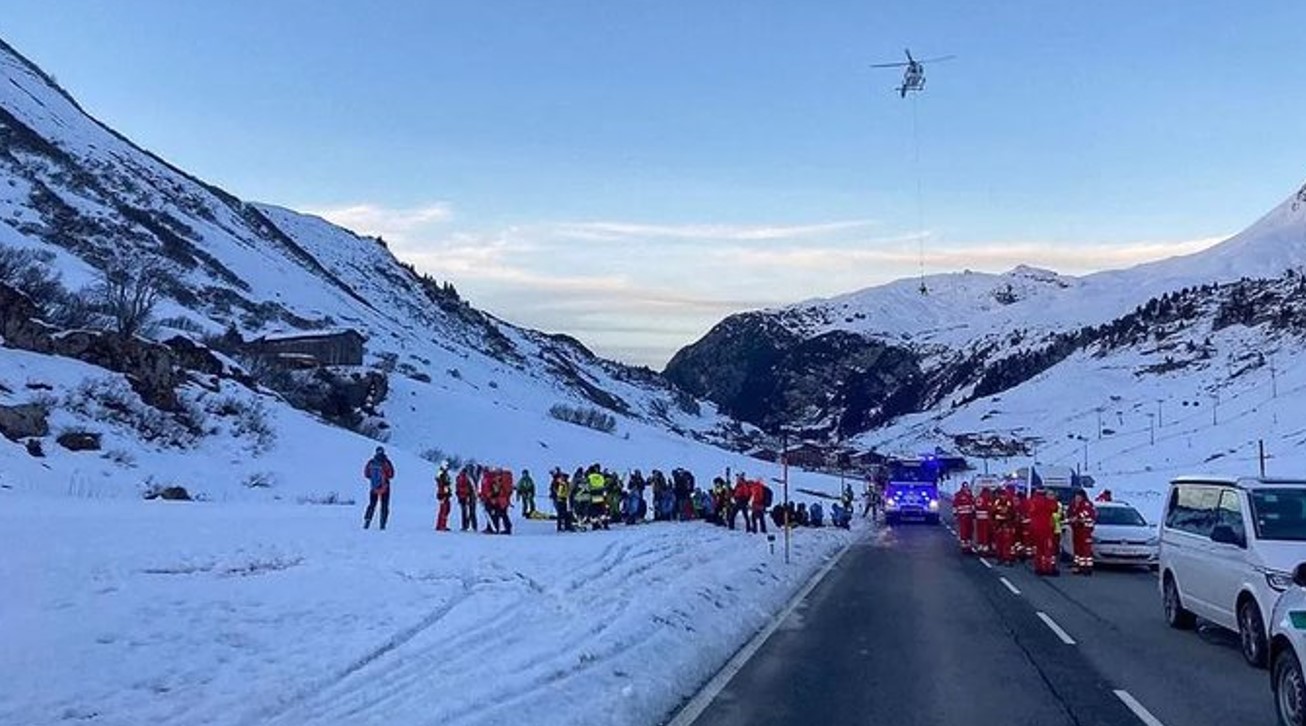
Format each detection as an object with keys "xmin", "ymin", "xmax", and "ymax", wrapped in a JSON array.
[
  {"xmin": 777, "ymin": 186, "xmax": 1306, "ymax": 351},
  {"xmin": 0, "ymin": 36, "xmax": 734, "ymax": 448}
]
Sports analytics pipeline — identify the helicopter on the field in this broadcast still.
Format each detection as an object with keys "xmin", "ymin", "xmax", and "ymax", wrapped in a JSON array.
[{"xmin": 870, "ymin": 48, "xmax": 955, "ymax": 98}]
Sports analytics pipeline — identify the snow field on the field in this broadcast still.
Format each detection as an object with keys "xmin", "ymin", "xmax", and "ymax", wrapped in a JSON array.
[{"xmin": 0, "ymin": 498, "xmax": 855, "ymax": 726}]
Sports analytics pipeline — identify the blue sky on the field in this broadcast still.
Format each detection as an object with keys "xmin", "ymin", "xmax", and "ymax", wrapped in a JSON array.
[{"xmin": 6, "ymin": 2, "xmax": 1305, "ymax": 366}]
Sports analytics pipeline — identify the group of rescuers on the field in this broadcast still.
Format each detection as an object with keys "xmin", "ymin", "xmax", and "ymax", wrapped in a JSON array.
[
  {"xmin": 950, "ymin": 482, "xmax": 1102, "ymax": 576},
  {"xmin": 360, "ymin": 446, "xmax": 855, "ymax": 534}
]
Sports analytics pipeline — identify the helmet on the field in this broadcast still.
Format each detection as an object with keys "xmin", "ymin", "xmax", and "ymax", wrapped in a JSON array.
[
  {"xmin": 440, "ymin": 460, "xmax": 449, "ymax": 470},
  {"xmin": 375, "ymin": 446, "xmax": 385, "ymax": 455}
]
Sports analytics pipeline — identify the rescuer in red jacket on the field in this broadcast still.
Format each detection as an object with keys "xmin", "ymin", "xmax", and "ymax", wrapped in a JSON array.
[
  {"xmin": 749, "ymin": 478, "xmax": 769, "ymax": 534},
  {"xmin": 1014, "ymin": 490, "xmax": 1031, "ymax": 560},
  {"xmin": 953, "ymin": 483, "xmax": 976, "ymax": 553},
  {"xmin": 434, "ymin": 462, "xmax": 452, "ymax": 531},
  {"xmin": 1028, "ymin": 489, "xmax": 1059, "ymax": 576},
  {"xmin": 992, "ymin": 487, "xmax": 1017, "ymax": 565},
  {"xmin": 974, "ymin": 487, "xmax": 994, "ymax": 556},
  {"xmin": 1069, "ymin": 490, "xmax": 1097, "ymax": 575}
]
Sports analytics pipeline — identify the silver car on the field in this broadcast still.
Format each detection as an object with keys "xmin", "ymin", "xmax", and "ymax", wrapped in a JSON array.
[
  {"xmin": 1269, "ymin": 564, "xmax": 1306, "ymax": 726},
  {"xmin": 1061, "ymin": 501, "xmax": 1158, "ymax": 568}
]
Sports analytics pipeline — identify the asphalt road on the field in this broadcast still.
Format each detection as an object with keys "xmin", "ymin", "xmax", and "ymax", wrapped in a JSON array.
[{"xmin": 683, "ymin": 521, "xmax": 1275, "ymax": 726}]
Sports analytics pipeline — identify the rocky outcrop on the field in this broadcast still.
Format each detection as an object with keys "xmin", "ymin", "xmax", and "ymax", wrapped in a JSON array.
[
  {"xmin": 50, "ymin": 330, "xmax": 181, "ymax": 411},
  {"xmin": 281, "ymin": 368, "xmax": 388, "ymax": 427},
  {"xmin": 665, "ymin": 312, "xmax": 927, "ymax": 436},
  {"xmin": 56, "ymin": 430, "xmax": 102, "ymax": 451},
  {"xmin": 0, "ymin": 403, "xmax": 49, "ymax": 440}
]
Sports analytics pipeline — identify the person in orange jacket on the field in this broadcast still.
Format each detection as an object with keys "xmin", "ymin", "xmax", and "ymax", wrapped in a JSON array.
[
  {"xmin": 1028, "ymin": 489, "xmax": 1059, "ymax": 576},
  {"xmin": 953, "ymin": 482, "xmax": 976, "ymax": 553},
  {"xmin": 731, "ymin": 474, "xmax": 752, "ymax": 531},
  {"xmin": 974, "ymin": 487, "xmax": 994, "ymax": 555},
  {"xmin": 495, "ymin": 469, "xmax": 514, "ymax": 535},
  {"xmin": 434, "ymin": 461, "xmax": 452, "ymax": 531},
  {"xmin": 1069, "ymin": 489, "xmax": 1097, "ymax": 575},
  {"xmin": 992, "ymin": 487, "xmax": 1016, "ymax": 565},
  {"xmin": 362, "ymin": 446, "xmax": 394, "ymax": 530},
  {"xmin": 479, "ymin": 468, "xmax": 499, "ymax": 533},
  {"xmin": 455, "ymin": 466, "xmax": 478, "ymax": 532},
  {"xmin": 749, "ymin": 478, "xmax": 769, "ymax": 534}
]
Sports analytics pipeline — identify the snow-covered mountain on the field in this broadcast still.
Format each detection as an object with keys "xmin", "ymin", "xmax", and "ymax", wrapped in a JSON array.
[
  {"xmin": 666, "ymin": 180, "xmax": 1306, "ymax": 502},
  {"xmin": 0, "ymin": 35, "xmax": 758, "ymax": 491}
]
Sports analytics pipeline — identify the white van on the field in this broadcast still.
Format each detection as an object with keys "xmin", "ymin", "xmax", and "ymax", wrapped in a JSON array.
[{"xmin": 1158, "ymin": 476, "xmax": 1306, "ymax": 668}]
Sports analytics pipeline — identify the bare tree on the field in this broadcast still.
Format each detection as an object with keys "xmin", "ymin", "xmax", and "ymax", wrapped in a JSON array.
[
  {"xmin": 0, "ymin": 245, "xmax": 65, "ymax": 310},
  {"xmin": 95, "ymin": 261, "xmax": 168, "ymax": 339}
]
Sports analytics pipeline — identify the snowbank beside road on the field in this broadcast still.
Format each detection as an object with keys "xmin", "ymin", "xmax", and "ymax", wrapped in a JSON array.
[{"xmin": 0, "ymin": 500, "xmax": 855, "ymax": 726}]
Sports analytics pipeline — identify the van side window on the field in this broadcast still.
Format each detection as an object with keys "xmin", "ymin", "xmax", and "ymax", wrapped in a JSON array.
[
  {"xmin": 1216, "ymin": 489, "xmax": 1246, "ymax": 540},
  {"xmin": 1165, "ymin": 484, "xmax": 1220, "ymax": 536}
]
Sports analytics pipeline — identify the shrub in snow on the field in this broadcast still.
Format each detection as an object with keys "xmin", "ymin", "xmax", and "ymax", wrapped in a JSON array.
[
  {"xmin": 64, "ymin": 377, "xmax": 198, "ymax": 448},
  {"xmin": 420, "ymin": 448, "xmax": 470, "ymax": 470},
  {"xmin": 297, "ymin": 491, "xmax": 355, "ymax": 506},
  {"xmin": 208, "ymin": 395, "xmax": 277, "ymax": 454},
  {"xmin": 101, "ymin": 449, "xmax": 137, "ymax": 467},
  {"xmin": 548, "ymin": 403, "xmax": 617, "ymax": 434},
  {"xmin": 141, "ymin": 477, "xmax": 191, "ymax": 501},
  {"xmin": 242, "ymin": 471, "xmax": 277, "ymax": 489}
]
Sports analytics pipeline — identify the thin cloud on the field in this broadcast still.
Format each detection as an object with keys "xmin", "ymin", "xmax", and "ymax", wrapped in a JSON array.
[
  {"xmin": 552, "ymin": 219, "xmax": 878, "ymax": 243},
  {"xmin": 305, "ymin": 202, "xmax": 454, "ymax": 240},
  {"xmin": 726, "ymin": 236, "xmax": 1227, "ymax": 274}
]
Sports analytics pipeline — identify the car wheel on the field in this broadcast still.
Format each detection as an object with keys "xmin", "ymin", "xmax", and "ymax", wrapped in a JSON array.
[
  {"xmin": 1240, "ymin": 598, "xmax": 1269, "ymax": 668},
  {"xmin": 1275, "ymin": 646, "xmax": 1306, "ymax": 726},
  {"xmin": 1163, "ymin": 574, "xmax": 1196, "ymax": 630}
]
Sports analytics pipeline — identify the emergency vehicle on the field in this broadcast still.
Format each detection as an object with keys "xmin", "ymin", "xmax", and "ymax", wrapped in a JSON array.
[{"xmin": 883, "ymin": 457, "xmax": 943, "ymax": 525}]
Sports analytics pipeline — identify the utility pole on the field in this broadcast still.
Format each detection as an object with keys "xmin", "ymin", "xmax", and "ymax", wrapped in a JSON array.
[
  {"xmin": 782, "ymin": 430, "xmax": 791, "ymax": 564},
  {"xmin": 1270, "ymin": 355, "xmax": 1278, "ymax": 399},
  {"xmin": 1259, "ymin": 439, "xmax": 1267, "ymax": 478},
  {"xmin": 1156, "ymin": 399, "xmax": 1163, "ymax": 427},
  {"xmin": 1146, "ymin": 413, "xmax": 1155, "ymax": 445},
  {"xmin": 1096, "ymin": 407, "xmax": 1103, "ymax": 439},
  {"xmin": 1211, "ymin": 392, "xmax": 1220, "ymax": 426}
]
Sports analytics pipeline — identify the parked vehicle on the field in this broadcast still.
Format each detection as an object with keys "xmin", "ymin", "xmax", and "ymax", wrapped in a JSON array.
[
  {"xmin": 1269, "ymin": 563, "xmax": 1306, "ymax": 726},
  {"xmin": 1159, "ymin": 475, "xmax": 1306, "ymax": 668},
  {"xmin": 1061, "ymin": 501, "xmax": 1158, "ymax": 568}
]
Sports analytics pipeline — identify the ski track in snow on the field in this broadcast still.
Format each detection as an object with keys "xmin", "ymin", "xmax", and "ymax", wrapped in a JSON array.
[{"xmin": 0, "ymin": 499, "xmax": 853, "ymax": 726}]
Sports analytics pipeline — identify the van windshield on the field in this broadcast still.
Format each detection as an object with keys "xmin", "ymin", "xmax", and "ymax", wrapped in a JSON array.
[{"xmin": 1249, "ymin": 489, "xmax": 1306, "ymax": 541}]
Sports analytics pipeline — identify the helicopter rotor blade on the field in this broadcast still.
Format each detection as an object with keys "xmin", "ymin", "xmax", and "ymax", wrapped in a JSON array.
[
  {"xmin": 869, "ymin": 61, "xmax": 910, "ymax": 68},
  {"xmin": 905, "ymin": 48, "xmax": 915, "ymax": 63},
  {"xmin": 917, "ymin": 55, "xmax": 956, "ymax": 64}
]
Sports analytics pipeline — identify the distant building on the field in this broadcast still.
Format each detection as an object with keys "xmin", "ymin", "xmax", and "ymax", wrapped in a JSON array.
[{"xmin": 247, "ymin": 329, "xmax": 365, "ymax": 367}]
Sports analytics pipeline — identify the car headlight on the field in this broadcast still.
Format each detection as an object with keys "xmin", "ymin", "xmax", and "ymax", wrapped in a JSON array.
[
  {"xmin": 1091, "ymin": 536, "xmax": 1102, "ymax": 544},
  {"xmin": 886, "ymin": 499, "xmax": 898, "ymax": 509},
  {"xmin": 1290, "ymin": 611, "xmax": 1306, "ymax": 630},
  {"xmin": 1145, "ymin": 536, "xmax": 1159, "ymax": 546},
  {"xmin": 928, "ymin": 499, "xmax": 939, "ymax": 511},
  {"xmin": 1266, "ymin": 570, "xmax": 1294, "ymax": 592}
]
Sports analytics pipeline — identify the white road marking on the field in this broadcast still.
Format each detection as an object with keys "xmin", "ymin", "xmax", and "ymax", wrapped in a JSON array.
[
  {"xmin": 1036, "ymin": 611, "xmax": 1076, "ymax": 645},
  {"xmin": 1000, "ymin": 576, "xmax": 1021, "ymax": 596},
  {"xmin": 1114, "ymin": 689, "xmax": 1166, "ymax": 726},
  {"xmin": 978, "ymin": 557, "xmax": 993, "ymax": 569},
  {"xmin": 666, "ymin": 535, "xmax": 857, "ymax": 726}
]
